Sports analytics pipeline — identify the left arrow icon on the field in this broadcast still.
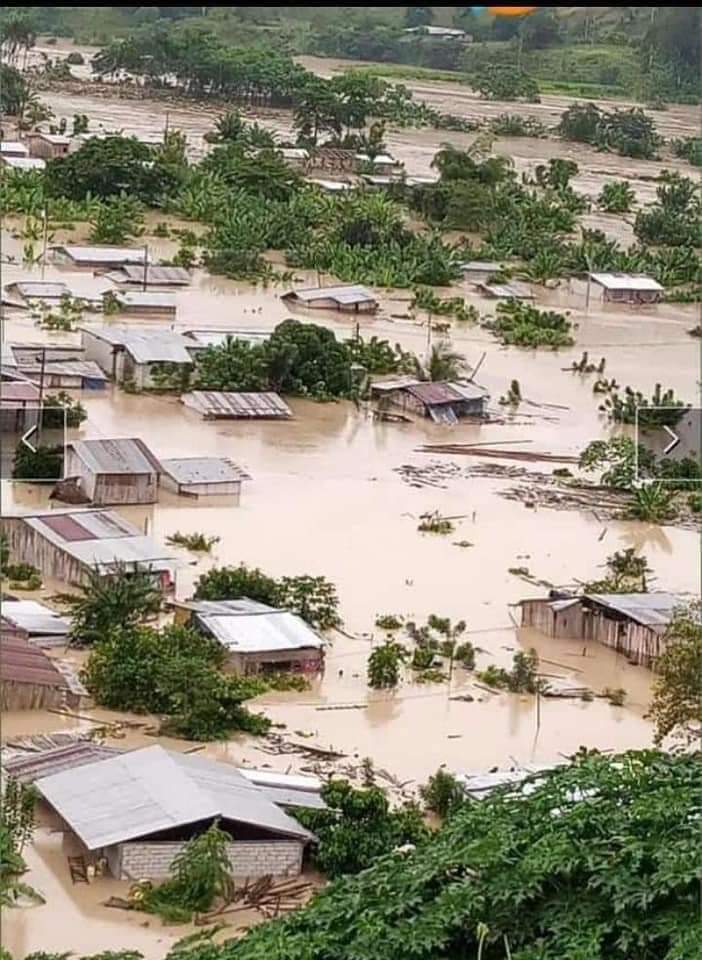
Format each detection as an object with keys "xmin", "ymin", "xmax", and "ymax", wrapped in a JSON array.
[{"xmin": 21, "ymin": 424, "xmax": 37, "ymax": 453}]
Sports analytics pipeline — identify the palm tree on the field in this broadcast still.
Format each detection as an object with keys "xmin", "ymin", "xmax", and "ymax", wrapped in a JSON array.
[{"xmin": 417, "ymin": 342, "xmax": 468, "ymax": 382}]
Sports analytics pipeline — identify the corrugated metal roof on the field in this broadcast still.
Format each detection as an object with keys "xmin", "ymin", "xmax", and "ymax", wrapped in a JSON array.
[
  {"xmin": 2, "ymin": 742, "xmax": 121, "ymax": 784},
  {"xmin": 6, "ymin": 282, "xmax": 71, "ymax": 300},
  {"xmin": 35, "ymin": 133, "xmax": 70, "ymax": 145},
  {"xmin": 82, "ymin": 326, "xmax": 193, "ymax": 364},
  {"xmin": 20, "ymin": 360, "xmax": 107, "ymax": 380},
  {"xmin": 405, "ymin": 380, "xmax": 488, "ymax": 406},
  {"xmin": 477, "ymin": 281, "xmax": 534, "ymax": 299},
  {"xmin": 20, "ymin": 508, "xmax": 179, "ymax": 573},
  {"xmin": 184, "ymin": 329, "xmax": 269, "ymax": 348},
  {"xmin": 68, "ymin": 438, "xmax": 162, "ymax": 476},
  {"xmin": 282, "ymin": 285, "xmax": 377, "ymax": 306},
  {"xmin": 160, "ymin": 457, "xmax": 250, "ymax": 485},
  {"xmin": 111, "ymin": 291, "xmax": 177, "ymax": 310},
  {"xmin": 1, "ymin": 380, "xmax": 41, "ymax": 402},
  {"xmin": 107, "ymin": 265, "xmax": 192, "ymax": 286},
  {"xmin": 589, "ymin": 273, "xmax": 663, "ymax": 292},
  {"xmin": 195, "ymin": 603, "xmax": 324, "ymax": 655},
  {"xmin": 1, "ymin": 141, "xmax": 29, "ymax": 155},
  {"xmin": 53, "ymin": 246, "xmax": 148, "ymax": 265},
  {"xmin": 1, "ymin": 599, "xmax": 70, "ymax": 638},
  {"xmin": 36, "ymin": 745, "xmax": 312, "ymax": 849},
  {"xmin": 584, "ymin": 592, "xmax": 687, "ymax": 628},
  {"xmin": 0, "ymin": 631, "xmax": 70, "ymax": 689},
  {"xmin": 182, "ymin": 390, "xmax": 292, "ymax": 419},
  {"xmin": 2, "ymin": 156, "xmax": 45, "ymax": 171},
  {"xmin": 280, "ymin": 148, "xmax": 309, "ymax": 161}
]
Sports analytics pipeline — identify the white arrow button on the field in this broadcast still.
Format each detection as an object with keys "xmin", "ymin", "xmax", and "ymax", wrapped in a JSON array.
[
  {"xmin": 663, "ymin": 424, "xmax": 680, "ymax": 456},
  {"xmin": 21, "ymin": 424, "xmax": 37, "ymax": 453}
]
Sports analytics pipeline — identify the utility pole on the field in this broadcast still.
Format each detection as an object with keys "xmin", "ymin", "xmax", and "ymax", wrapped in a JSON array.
[
  {"xmin": 40, "ymin": 207, "xmax": 49, "ymax": 280},
  {"xmin": 142, "ymin": 243, "xmax": 149, "ymax": 292},
  {"xmin": 36, "ymin": 346, "xmax": 46, "ymax": 444}
]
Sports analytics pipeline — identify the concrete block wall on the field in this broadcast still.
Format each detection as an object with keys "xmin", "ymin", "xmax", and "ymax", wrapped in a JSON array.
[{"xmin": 117, "ymin": 839, "xmax": 304, "ymax": 881}]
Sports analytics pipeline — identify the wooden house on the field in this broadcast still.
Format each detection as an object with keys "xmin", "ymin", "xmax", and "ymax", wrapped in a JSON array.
[
  {"xmin": 27, "ymin": 132, "xmax": 70, "ymax": 160},
  {"xmin": 63, "ymin": 437, "xmax": 162, "ymax": 505},
  {"xmin": 1, "ymin": 626, "xmax": 87, "ymax": 711},
  {"xmin": 160, "ymin": 457, "xmax": 250, "ymax": 498},
  {"xmin": 371, "ymin": 378, "xmax": 489, "ymax": 425},
  {"xmin": 589, "ymin": 273, "xmax": 663, "ymax": 305},
  {"xmin": 282, "ymin": 284, "xmax": 378, "ymax": 313}
]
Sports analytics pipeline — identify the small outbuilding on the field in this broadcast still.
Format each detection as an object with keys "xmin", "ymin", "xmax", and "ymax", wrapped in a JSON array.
[
  {"xmin": 182, "ymin": 390, "xmax": 292, "ymax": 420},
  {"xmin": 160, "ymin": 456, "xmax": 250, "ymax": 498},
  {"xmin": 175, "ymin": 599, "xmax": 325, "ymax": 675},
  {"xmin": 1, "ymin": 626, "xmax": 87, "ymax": 711},
  {"xmin": 51, "ymin": 245, "xmax": 149, "ymax": 270},
  {"xmin": 520, "ymin": 591, "xmax": 689, "ymax": 667},
  {"xmin": 35, "ymin": 745, "xmax": 314, "ymax": 880},
  {"xmin": 460, "ymin": 261, "xmax": 505, "ymax": 281},
  {"xmin": 105, "ymin": 290, "xmax": 177, "ymax": 320},
  {"xmin": 3, "ymin": 281, "xmax": 73, "ymax": 308},
  {"xmin": 475, "ymin": 281, "xmax": 534, "ymax": 300},
  {"xmin": 2, "ymin": 508, "xmax": 179, "ymax": 590},
  {"xmin": 81, "ymin": 326, "xmax": 195, "ymax": 389},
  {"xmin": 354, "ymin": 153, "xmax": 403, "ymax": 177},
  {"xmin": 104, "ymin": 265, "xmax": 192, "ymax": 287},
  {"xmin": 0, "ymin": 375, "xmax": 41, "ymax": 432},
  {"xmin": 1, "ymin": 141, "xmax": 29, "ymax": 159},
  {"xmin": 1, "ymin": 598, "xmax": 71, "ymax": 647},
  {"xmin": 282, "ymin": 284, "xmax": 378, "ymax": 313},
  {"xmin": 62, "ymin": 437, "xmax": 162, "ymax": 505},
  {"xmin": 371, "ymin": 378, "xmax": 489, "ymax": 425},
  {"xmin": 27, "ymin": 132, "xmax": 71, "ymax": 160},
  {"xmin": 589, "ymin": 273, "xmax": 663, "ymax": 305}
]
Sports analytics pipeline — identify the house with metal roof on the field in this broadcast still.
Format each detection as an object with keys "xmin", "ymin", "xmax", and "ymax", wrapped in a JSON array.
[
  {"xmin": 51, "ymin": 245, "xmax": 149, "ymax": 270},
  {"xmin": 160, "ymin": 456, "xmax": 250, "ymax": 498},
  {"xmin": 589, "ymin": 273, "xmax": 663, "ymax": 305},
  {"xmin": 182, "ymin": 390, "xmax": 293, "ymax": 420},
  {"xmin": 35, "ymin": 745, "xmax": 314, "ymax": 880},
  {"xmin": 81, "ymin": 326, "xmax": 195, "ymax": 389},
  {"xmin": 174, "ymin": 599, "xmax": 325, "ymax": 675},
  {"xmin": 62, "ymin": 437, "xmax": 162, "ymax": 505},
  {"xmin": 370, "ymin": 378, "xmax": 489, "ymax": 425},
  {"xmin": 2, "ymin": 508, "xmax": 180, "ymax": 590},
  {"xmin": 104, "ymin": 264, "xmax": 192, "ymax": 287},
  {"xmin": 104, "ymin": 289, "xmax": 177, "ymax": 320},
  {"xmin": 282, "ymin": 284, "xmax": 378, "ymax": 313},
  {"xmin": 475, "ymin": 280, "xmax": 534, "ymax": 300},
  {"xmin": 0, "ymin": 625, "xmax": 87, "ymax": 711},
  {"xmin": 3, "ymin": 281, "xmax": 72, "ymax": 307},
  {"xmin": 1, "ymin": 141, "xmax": 29, "ymax": 158},
  {"xmin": 520, "ymin": 591, "xmax": 691, "ymax": 667},
  {"xmin": 0, "ymin": 374, "xmax": 41, "ymax": 433},
  {"xmin": 354, "ymin": 152, "xmax": 403, "ymax": 177},
  {"xmin": 1, "ymin": 598, "xmax": 71, "ymax": 646},
  {"xmin": 27, "ymin": 131, "xmax": 71, "ymax": 159},
  {"xmin": 460, "ymin": 261, "xmax": 505, "ymax": 280}
]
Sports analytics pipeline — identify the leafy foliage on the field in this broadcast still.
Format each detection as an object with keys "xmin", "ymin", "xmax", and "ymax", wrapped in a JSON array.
[
  {"xmin": 557, "ymin": 102, "xmax": 661, "ymax": 158},
  {"xmin": 185, "ymin": 750, "xmax": 702, "ymax": 960},
  {"xmin": 1, "ymin": 779, "xmax": 43, "ymax": 908},
  {"xmin": 598, "ymin": 180, "xmax": 636, "ymax": 213},
  {"xmin": 597, "ymin": 382, "xmax": 690, "ymax": 428},
  {"xmin": 294, "ymin": 779, "xmax": 428, "ymax": 878},
  {"xmin": 419, "ymin": 769, "xmax": 464, "ymax": 819},
  {"xmin": 482, "ymin": 300, "xmax": 574, "ymax": 349},
  {"xmin": 367, "ymin": 641, "xmax": 408, "ymax": 689},
  {"xmin": 584, "ymin": 548, "xmax": 652, "ymax": 593},
  {"xmin": 477, "ymin": 649, "xmax": 541, "ymax": 693},
  {"xmin": 648, "ymin": 602, "xmax": 702, "ymax": 745},
  {"xmin": 475, "ymin": 64, "xmax": 540, "ymax": 102},
  {"xmin": 634, "ymin": 172, "xmax": 701, "ymax": 247},
  {"xmin": 12, "ymin": 442, "xmax": 63, "ymax": 481},
  {"xmin": 61, "ymin": 563, "xmax": 162, "ymax": 646}
]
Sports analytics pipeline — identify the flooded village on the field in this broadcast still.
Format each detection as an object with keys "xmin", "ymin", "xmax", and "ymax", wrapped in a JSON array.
[{"xmin": 1, "ymin": 12, "xmax": 700, "ymax": 960}]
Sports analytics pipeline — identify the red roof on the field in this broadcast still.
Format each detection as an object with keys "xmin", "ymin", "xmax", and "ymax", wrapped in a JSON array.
[{"xmin": 0, "ymin": 631, "xmax": 70, "ymax": 689}]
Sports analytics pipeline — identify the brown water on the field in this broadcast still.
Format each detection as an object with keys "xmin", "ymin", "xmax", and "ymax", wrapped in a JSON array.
[{"xmin": 2, "ymin": 59, "xmax": 699, "ymax": 957}]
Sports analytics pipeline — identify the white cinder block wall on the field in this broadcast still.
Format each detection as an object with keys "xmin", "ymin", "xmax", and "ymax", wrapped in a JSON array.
[{"xmin": 110, "ymin": 839, "xmax": 304, "ymax": 881}]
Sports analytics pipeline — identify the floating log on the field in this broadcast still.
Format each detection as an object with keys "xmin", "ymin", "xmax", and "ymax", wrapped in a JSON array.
[{"xmin": 417, "ymin": 445, "xmax": 578, "ymax": 464}]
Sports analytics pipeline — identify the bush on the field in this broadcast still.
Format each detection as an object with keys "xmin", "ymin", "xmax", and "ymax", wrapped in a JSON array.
[
  {"xmin": 482, "ymin": 300, "xmax": 574, "ymax": 349},
  {"xmin": 12, "ymin": 443, "xmax": 63, "ymax": 481},
  {"xmin": 420, "ymin": 769, "xmax": 464, "ymax": 819},
  {"xmin": 475, "ymin": 64, "xmax": 540, "ymax": 102}
]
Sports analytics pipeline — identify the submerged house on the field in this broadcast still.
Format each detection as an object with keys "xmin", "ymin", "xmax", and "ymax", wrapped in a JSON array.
[
  {"xmin": 81, "ymin": 326, "xmax": 195, "ymax": 389},
  {"xmin": 63, "ymin": 437, "xmax": 162, "ymax": 505},
  {"xmin": 2, "ymin": 508, "xmax": 179, "ymax": 590},
  {"xmin": 35, "ymin": 745, "xmax": 314, "ymax": 880},
  {"xmin": 1, "ymin": 141, "xmax": 29, "ymax": 159},
  {"xmin": 0, "ymin": 375, "xmax": 41, "ymax": 433},
  {"xmin": 1, "ymin": 598, "xmax": 71, "ymax": 646},
  {"xmin": 354, "ymin": 153, "xmax": 403, "ymax": 177},
  {"xmin": 475, "ymin": 281, "xmax": 534, "ymax": 300},
  {"xmin": 105, "ymin": 290, "xmax": 178, "ymax": 320},
  {"xmin": 27, "ymin": 132, "xmax": 70, "ymax": 160},
  {"xmin": 371, "ymin": 378, "xmax": 489, "ymax": 425},
  {"xmin": 182, "ymin": 390, "xmax": 292, "ymax": 420},
  {"xmin": 589, "ymin": 273, "xmax": 663, "ymax": 305},
  {"xmin": 520, "ymin": 592, "xmax": 688, "ymax": 667},
  {"xmin": 0, "ymin": 155, "xmax": 45, "ymax": 172},
  {"xmin": 174, "ymin": 599, "xmax": 325, "ymax": 675},
  {"xmin": 282, "ymin": 284, "xmax": 378, "ymax": 313},
  {"xmin": 104, "ymin": 265, "xmax": 192, "ymax": 288},
  {"xmin": 160, "ymin": 457, "xmax": 250, "ymax": 498},
  {"xmin": 51, "ymin": 245, "xmax": 149, "ymax": 270},
  {"xmin": 0, "ymin": 626, "xmax": 87, "ymax": 711}
]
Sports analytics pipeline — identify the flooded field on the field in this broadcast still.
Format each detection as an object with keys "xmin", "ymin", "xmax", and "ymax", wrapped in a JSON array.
[{"xmin": 1, "ymin": 49, "xmax": 699, "ymax": 958}]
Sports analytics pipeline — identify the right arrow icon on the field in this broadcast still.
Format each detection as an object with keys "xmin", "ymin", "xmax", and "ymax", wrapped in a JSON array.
[{"xmin": 663, "ymin": 424, "xmax": 680, "ymax": 456}]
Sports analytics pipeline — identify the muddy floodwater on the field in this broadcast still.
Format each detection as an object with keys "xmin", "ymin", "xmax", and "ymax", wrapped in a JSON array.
[{"xmin": 1, "ymin": 51, "xmax": 699, "ymax": 958}]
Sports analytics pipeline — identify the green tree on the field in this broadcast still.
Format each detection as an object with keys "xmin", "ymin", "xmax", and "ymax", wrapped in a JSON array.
[
  {"xmin": 367, "ymin": 640, "xmax": 408, "ymax": 689},
  {"xmin": 648, "ymin": 602, "xmax": 702, "ymax": 745},
  {"xmin": 557, "ymin": 101, "xmax": 603, "ymax": 145},
  {"xmin": 1, "ymin": 779, "xmax": 43, "ymax": 907},
  {"xmin": 89, "ymin": 195, "xmax": 145, "ymax": 244},
  {"xmin": 295, "ymin": 779, "xmax": 429, "ymax": 878},
  {"xmin": 194, "ymin": 337, "xmax": 269, "ymax": 392},
  {"xmin": 420, "ymin": 768, "xmax": 464, "ymax": 819},
  {"xmin": 193, "ymin": 563, "xmax": 280, "ymax": 606},
  {"xmin": 404, "ymin": 7, "xmax": 433, "ymax": 29},
  {"xmin": 61, "ymin": 562, "xmax": 162, "ymax": 646},
  {"xmin": 12, "ymin": 442, "xmax": 63, "ymax": 481}
]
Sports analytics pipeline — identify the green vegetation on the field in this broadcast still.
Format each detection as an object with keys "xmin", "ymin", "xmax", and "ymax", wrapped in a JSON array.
[
  {"xmin": 649, "ymin": 602, "xmax": 702, "ymax": 746},
  {"xmin": 89, "ymin": 195, "xmax": 145, "ymax": 244},
  {"xmin": 3, "ymin": 562, "xmax": 42, "ymax": 591},
  {"xmin": 417, "ymin": 511, "xmax": 454, "ymax": 535},
  {"xmin": 59, "ymin": 563, "xmax": 161, "ymax": 647},
  {"xmin": 489, "ymin": 113, "xmax": 547, "ymax": 138},
  {"xmin": 670, "ymin": 136, "xmax": 702, "ymax": 167},
  {"xmin": 367, "ymin": 641, "xmax": 408, "ymax": 689},
  {"xmin": 625, "ymin": 483, "xmax": 677, "ymax": 524},
  {"xmin": 597, "ymin": 382, "xmax": 690, "ymax": 428},
  {"xmin": 419, "ymin": 768, "xmax": 465, "ymax": 820},
  {"xmin": 584, "ymin": 548, "xmax": 652, "ymax": 594},
  {"xmin": 138, "ymin": 822, "xmax": 235, "ymax": 923},
  {"xmin": 42, "ymin": 391, "xmax": 88, "ymax": 428},
  {"xmin": 194, "ymin": 564, "xmax": 340, "ymax": 631},
  {"xmin": 482, "ymin": 300, "xmax": 574, "ymax": 349},
  {"xmin": 294, "ymin": 779, "xmax": 428, "ymax": 878},
  {"xmin": 634, "ymin": 172, "xmax": 701, "ymax": 248},
  {"xmin": 1, "ymin": 778, "xmax": 43, "ymax": 908},
  {"xmin": 557, "ymin": 102, "xmax": 661, "ymax": 158},
  {"xmin": 166, "ymin": 532, "xmax": 220, "ymax": 553},
  {"xmin": 477, "ymin": 649, "xmax": 540, "ymax": 694},
  {"xmin": 475, "ymin": 64, "xmax": 540, "ymax": 103},
  {"xmin": 82, "ymin": 622, "xmax": 271, "ymax": 740},
  {"xmin": 598, "ymin": 180, "xmax": 636, "ymax": 213},
  {"xmin": 12, "ymin": 442, "xmax": 63, "ymax": 482}
]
